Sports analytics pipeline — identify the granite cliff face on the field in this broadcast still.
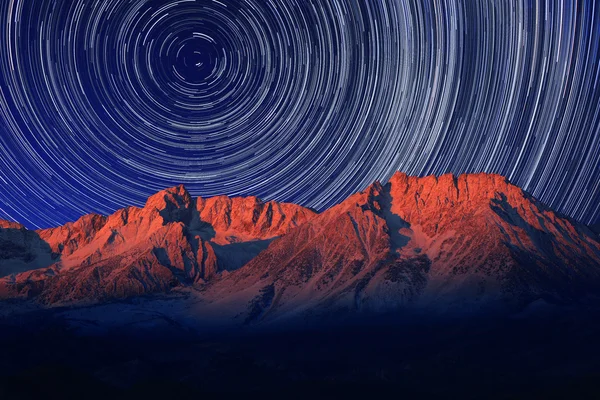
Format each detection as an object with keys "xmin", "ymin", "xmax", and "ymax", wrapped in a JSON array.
[
  {"xmin": 0, "ymin": 185, "xmax": 315, "ymax": 304},
  {"xmin": 1, "ymin": 173, "xmax": 599, "ymax": 323},
  {"xmin": 197, "ymin": 172, "xmax": 600, "ymax": 324}
]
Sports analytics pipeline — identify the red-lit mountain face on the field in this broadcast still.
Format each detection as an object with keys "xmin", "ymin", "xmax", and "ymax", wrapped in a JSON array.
[
  {"xmin": 1, "ymin": 173, "xmax": 599, "ymax": 323},
  {"xmin": 201, "ymin": 173, "xmax": 600, "ymax": 324},
  {"xmin": 0, "ymin": 185, "xmax": 315, "ymax": 303}
]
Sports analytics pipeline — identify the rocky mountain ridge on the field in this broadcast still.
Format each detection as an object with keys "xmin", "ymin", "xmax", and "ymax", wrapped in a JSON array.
[
  {"xmin": 193, "ymin": 172, "xmax": 600, "ymax": 325},
  {"xmin": 0, "ymin": 186, "xmax": 315, "ymax": 303},
  {"xmin": 1, "ymin": 172, "xmax": 599, "ymax": 325}
]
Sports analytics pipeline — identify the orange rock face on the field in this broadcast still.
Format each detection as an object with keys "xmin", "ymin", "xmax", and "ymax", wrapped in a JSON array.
[
  {"xmin": 0, "ymin": 186, "xmax": 316, "ymax": 304},
  {"xmin": 203, "ymin": 172, "xmax": 600, "ymax": 322},
  {"xmin": 0, "ymin": 220, "xmax": 25, "ymax": 230},
  {"xmin": 0, "ymin": 173, "xmax": 599, "ymax": 317}
]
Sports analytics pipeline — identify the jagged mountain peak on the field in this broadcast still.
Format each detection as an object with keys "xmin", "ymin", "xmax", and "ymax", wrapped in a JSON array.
[
  {"xmin": 145, "ymin": 184, "xmax": 192, "ymax": 210},
  {"xmin": 55, "ymin": 213, "xmax": 108, "ymax": 232},
  {"xmin": 143, "ymin": 184, "xmax": 194, "ymax": 224},
  {"xmin": 0, "ymin": 185, "xmax": 317, "ymax": 303},
  {"xmin": 0, "ymin": 219, "xmax": 25, "ymax": 230},
  {"xmin": 1, "ymin": 172, "xmax": 599, "ymax": 320},
  {"xmin": 387, "ymin": 171, "xmax": 520, "ymax": 202},
  {"xmin": 328, "ymin": 172, "xmax": 524, "ymax": 224},
  {"xmin": 206, "ymin": 172, "xmax": 600, "ymax": 323}
]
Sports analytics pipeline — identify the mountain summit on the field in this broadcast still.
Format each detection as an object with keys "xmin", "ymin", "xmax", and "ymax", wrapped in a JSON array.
[
  {"xmin": 1, "ymin": 174, "xmax": 599, "ymax": 325},
  {"xmin": 0, "ymin": 186, "xmax": 315, "ymax": 303},
  {"xmin": 183, "ymin": 172, "xmax": 599, "ymax": 326}
]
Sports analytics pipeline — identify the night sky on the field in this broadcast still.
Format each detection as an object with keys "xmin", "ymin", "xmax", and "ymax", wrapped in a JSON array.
[{"xmin": 0, "ymin": 0, "xmax": 599, "ymax": 229}]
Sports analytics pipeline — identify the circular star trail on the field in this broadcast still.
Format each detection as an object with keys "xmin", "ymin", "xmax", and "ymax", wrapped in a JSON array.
[{"xmin": 0, "ymin": 0, "xmax": 599, "ymax": 228}]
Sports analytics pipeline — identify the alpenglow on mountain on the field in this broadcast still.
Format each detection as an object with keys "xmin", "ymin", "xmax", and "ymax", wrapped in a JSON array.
[{"xmin": 1, "ymin": 173, "xmax": 599, "ymax": 327}]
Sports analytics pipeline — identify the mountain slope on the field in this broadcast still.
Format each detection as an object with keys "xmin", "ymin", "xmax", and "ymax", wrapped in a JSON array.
[
  {"xmin": 195, "ymin": 172, "xmax": 600, "ymax": 324},
  {"xmin": 1, "ymin": 172, "xmax": 599, "ymax": 325},
  {"xmin": 0, "ymin": 220, "xmax": 57, "ymax": 278},
  {"xmin": 0, "ymin": 186, "xmax": 316, "ymax": 303}
]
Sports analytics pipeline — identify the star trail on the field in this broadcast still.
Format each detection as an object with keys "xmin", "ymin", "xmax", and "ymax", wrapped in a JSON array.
[{"xmin": 0, "ymin": 0, "xmax": 599, "ymax": 229}]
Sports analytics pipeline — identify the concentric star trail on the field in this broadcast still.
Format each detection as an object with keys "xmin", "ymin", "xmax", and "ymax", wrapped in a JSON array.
[{"xmin": 0, "ymin": 0, "xmax": 599, "ymax": 228}]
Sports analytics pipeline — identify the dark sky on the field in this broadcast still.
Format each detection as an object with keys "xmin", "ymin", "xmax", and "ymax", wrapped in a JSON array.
[{"xmin": 0, "ymin": 0, "xmax": 599, "ymax": 229}]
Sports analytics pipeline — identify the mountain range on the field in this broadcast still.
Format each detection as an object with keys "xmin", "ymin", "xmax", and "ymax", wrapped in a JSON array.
[{"xmin": 1, "ymin": 172, "xmax": 599, "ymax": 327}]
